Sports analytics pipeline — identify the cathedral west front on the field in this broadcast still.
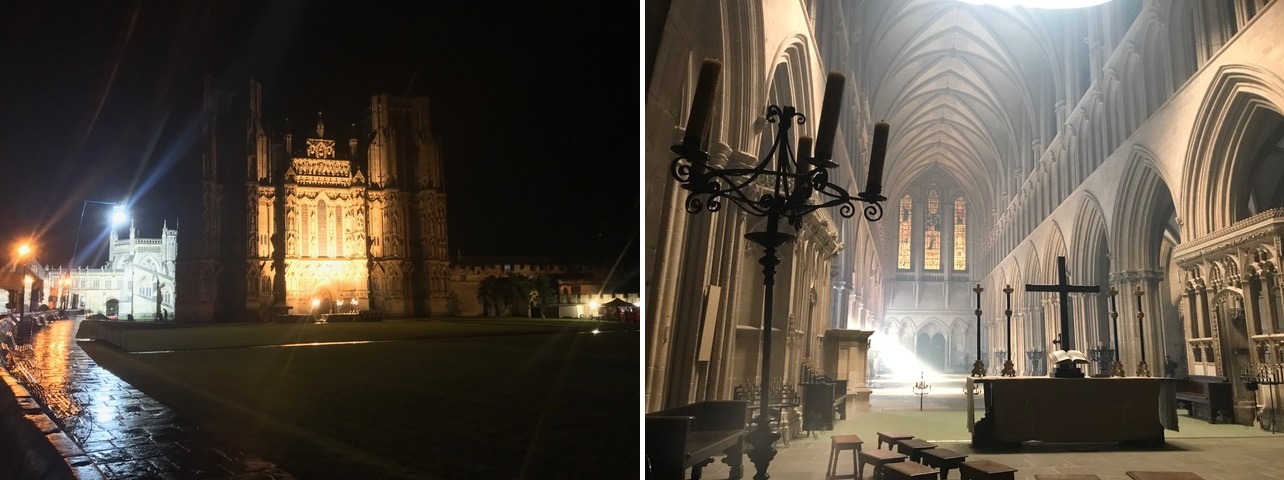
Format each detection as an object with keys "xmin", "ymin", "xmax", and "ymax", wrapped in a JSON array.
[{"xmin": 177, "ymin": 78, "xmax": 450, "ymax": 322}]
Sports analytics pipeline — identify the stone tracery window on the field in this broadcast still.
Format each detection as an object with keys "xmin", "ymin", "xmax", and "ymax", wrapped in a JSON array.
[
  {"xmin": 318, "ymin": 200, "xmax": 329, "ymax": 257},
  {"xmin": 923, "ymin": 185, "xmax": 942, "ymax": 270},
  {"xmin": 896, "ymin": 183, "xmax": 968, "ymax": 274},
  {"xmin": 954, "ymin": 196, "xmax": 967, "ymax": 271},
  {"xmin": 898, "ymin": 195, "xmax": 913, "ymax": 270}
]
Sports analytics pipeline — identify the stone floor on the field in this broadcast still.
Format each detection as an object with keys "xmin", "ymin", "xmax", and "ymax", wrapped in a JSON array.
[
  {"xmin": 696, "ymin": 371, "xmax": 1284, "ymax": 480},
  {"xmin": 6, "ymin": 316, "xmax": 292, "ymax": 479}
]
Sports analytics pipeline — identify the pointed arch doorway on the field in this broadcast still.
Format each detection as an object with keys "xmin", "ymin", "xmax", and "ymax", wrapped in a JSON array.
[{"xmin": 916, "ymin": 332, "xmax": 947, "ymax": 372}]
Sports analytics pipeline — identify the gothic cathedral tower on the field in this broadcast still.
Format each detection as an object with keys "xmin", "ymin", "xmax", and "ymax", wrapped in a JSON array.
[{"xmin": 177, "ymin": 79, "xmax": 450, "ymax": 322}]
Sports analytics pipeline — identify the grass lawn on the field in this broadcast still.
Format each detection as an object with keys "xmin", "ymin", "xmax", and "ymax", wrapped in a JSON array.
[{"xmin": 77, "ymin": 318, "xmax": 639, "ymax": 479}]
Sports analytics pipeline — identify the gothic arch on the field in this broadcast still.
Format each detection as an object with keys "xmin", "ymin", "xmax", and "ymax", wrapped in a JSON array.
[
  {"xmin": 1182, "ymin": 64, "xmax": 1284, "ymax": 239},
  {"xmin": 1133, "ymin": 6, "xmax": 1172, "ymax": 116},
  {"xmin": 1069, "ymin": 194, "xmax": 1110, "ymax": 281},
  {"xmin": 1114, "ymin": 146, "xmax": 1176, "ymax": 272},
  {"xmin": 1070, "ymin": 194, "xmax": 1113, "ymax": 347},
  {"xmin": 1040, "ymin": 223, "xmax": 1067, "ymax": 284}
]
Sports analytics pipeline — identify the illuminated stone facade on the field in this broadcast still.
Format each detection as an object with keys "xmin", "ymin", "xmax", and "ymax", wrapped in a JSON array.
[
  {"xmin": 45, "ymin": 222, "xmax": 177, "ymax": 318},
  {"xmin": 177, "ymin": 79, "xmax": 449, "ymax": 322}
]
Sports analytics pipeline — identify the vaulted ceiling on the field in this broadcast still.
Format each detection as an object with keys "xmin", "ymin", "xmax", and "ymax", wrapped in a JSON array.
[{"xmin": 851, "ymin": 0, "xmax": 1086, "ymax": 224}]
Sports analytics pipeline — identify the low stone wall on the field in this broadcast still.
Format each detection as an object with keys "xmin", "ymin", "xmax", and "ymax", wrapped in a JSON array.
[{"xmin": 0, "ymin": 367, "xmax": 103, "ymax": 479}]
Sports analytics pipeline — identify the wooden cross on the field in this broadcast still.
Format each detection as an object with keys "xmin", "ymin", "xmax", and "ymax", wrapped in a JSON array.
[{"xmin": 1025, "ymin": 256, "xmax": 1099, "ymax": 353}]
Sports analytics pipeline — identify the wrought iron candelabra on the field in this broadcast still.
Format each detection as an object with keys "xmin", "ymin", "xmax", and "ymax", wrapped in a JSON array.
[
  {"xmin": 912, "ymin": 372, "xmax": 931, "ymax": 411},
  {"xmin": 671, "ymin": 59, "xmax": 888, "ymax": 480}
]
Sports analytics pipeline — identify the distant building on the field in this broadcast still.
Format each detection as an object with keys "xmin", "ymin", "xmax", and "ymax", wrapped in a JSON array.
[
  {"xmin": 449, "ymin": 256, "xmax": 639, "ymax": 318},
  {"xmin": 44, "ymin": 221, "xmax": 177, "ymax": 318},
  {"xmin": 177, "ymin": 78, "xmax": 450, "ymax": 322}
]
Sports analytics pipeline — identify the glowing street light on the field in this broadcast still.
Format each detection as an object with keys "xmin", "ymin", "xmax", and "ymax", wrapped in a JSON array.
[
  {"xmin": 20, "ymin": 275, "xmax": 33, "ymax": 340},
  {"xmin": 69, "ymin": 200, "xmax": 128, "ymax": 313}
]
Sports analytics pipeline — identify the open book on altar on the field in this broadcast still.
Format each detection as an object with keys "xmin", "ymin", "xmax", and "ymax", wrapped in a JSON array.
[{"xmin": 1050, "ymin": 349, "xmax": 1090, "ymax": 364}]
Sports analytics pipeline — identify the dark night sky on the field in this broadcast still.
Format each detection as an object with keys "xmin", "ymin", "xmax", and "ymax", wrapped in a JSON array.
[{"xmin": 0, "ymin": 1, "xmax": 639, "ymax": 276}]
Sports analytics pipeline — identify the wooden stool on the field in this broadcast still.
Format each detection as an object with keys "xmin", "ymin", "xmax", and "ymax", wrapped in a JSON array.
[
  {"xmin": 877, "ymin": 431, "xmax": 915, "ymax": 450},
  {"xmin": 959, "ymin": 460, "xmax": 1017, "ymax": 480},
  {"xmin": 826, "ymin": 434, "xmax": 864, "ymax": 480},
  {"xmin": 858, "ymin": 448, "xmax": 907, "ymax": 480},
  {"xmin": 1125, "ymin": 472, "xmax": 1205, "ymax": 480},
  {"xmin": 918, "ymin": 447, "xmax": 967, "ymax": 479},
  {"xmin": 884, "ymin": 461, "xmax": 938, "ymax": 480},
  {"xmin": 894, "ymin": 438, "xmax": 938, "ymax": 462},
  {"xmin": 1034, "ymin": 475, "xmax": 1102, "ymax": 480}
]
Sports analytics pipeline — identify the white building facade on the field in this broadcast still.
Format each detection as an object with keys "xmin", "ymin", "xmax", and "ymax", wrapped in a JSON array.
[{"xmin": 46, "ymin": 221, "xmax": 177, "ymax": 319}]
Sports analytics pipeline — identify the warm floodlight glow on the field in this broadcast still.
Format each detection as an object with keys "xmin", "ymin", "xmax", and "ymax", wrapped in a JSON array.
[
  {"xmin": 312, "ymin": 299, "xmax": 320, "ymax": 307},
  {"xmin": 23, "ymin": 275, "xmax": 32, "ymax": 286},
  {"xmin": 959, "ymin": 0, "xmax": 1111, "ymax": 8},
  {"xmin": 337, "ymin": 299, "xmax": 345, "ymax": 306},
  {"xmin": 16, "ymin": 243, "xmax": 31, "ymax": 258},
  {"xmin": 351, "ymin": 298, "xmax": 357, "ymax": 306},
  {"xmin": 591, "ymin": 329, "xmax": 601, "ymax": 335}
]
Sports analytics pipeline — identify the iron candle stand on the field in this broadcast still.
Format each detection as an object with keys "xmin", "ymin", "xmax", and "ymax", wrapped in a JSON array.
[
  {"xmin": 1134, "ymin": 285, "xmax": 1150, "ymax": 377},
  {"xmin": 670, "ymin": 61, "xmax": 888, "ymax": 480},
  {"xmin": 1001, "ymin": 284, "xmax": 1016, "ymax": 377},
  {"xmin": 1109, "ymin": 287, "xmax": 1125, "ymax": 377},
  {"xmin": 971, "ymin": 284, "xmax": 986, "ymax": 377}
]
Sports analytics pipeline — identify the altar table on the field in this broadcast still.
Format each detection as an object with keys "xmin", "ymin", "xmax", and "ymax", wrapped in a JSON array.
[{"xmin": 967, "ymin": 377, "xmax": 1178, "ymax": 446}]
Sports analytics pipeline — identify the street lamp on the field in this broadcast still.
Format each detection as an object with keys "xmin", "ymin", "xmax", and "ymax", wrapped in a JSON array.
[
  {"xmin": 20, "ymin": 275, "xmax": 32, "ymax": 340},
  {"xmin": 670, "ymin": 62, "xmax": 888, "ymax": 479},
  {"xmin": 69, "ymin": 200, "xmax": 127, "ymax": 313},
  {"xmin": 12, "ymin": 242, "xmax": 33, "ymax": 340}
]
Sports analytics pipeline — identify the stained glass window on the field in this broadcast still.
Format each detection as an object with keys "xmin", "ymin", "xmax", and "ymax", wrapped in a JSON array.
[
  {"xmin": 897, "ymin": 195, "xmax": 913, "ymax": 270},
  {"xmin": 923, "ymin": 185, "xmax": 941, "ymax": 270},
  {"xmin": 954, "ymin": 197, "xmax": 967, "ymax": 271}
]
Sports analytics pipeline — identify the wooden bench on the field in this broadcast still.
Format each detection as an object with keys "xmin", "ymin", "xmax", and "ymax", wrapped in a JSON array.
[
  {"xmin": 884, "ymin": 461, "xmax": 938, "ymax": 480},
  {"xmin": 1125, "ymin": 472, "xmax": 1205, "ymax": 480},
  {"xmin": 918, "ymin": 447, "xmax": 967, "ymax": 479},
  {"xmin": 858, "ymin": 448, "xmax": 907, "ymax": 479},
  {"xmin": 734, "ymin": 382, "xmax": 799, "ymax": 445},
  {"xmin": 645, "ymin": 400, "xmax": 746, "ymax": 480},
  {"xmin": 1174, "ymin": 375, "xmax": 1232, "ymax": 423},
  {"xmin": 876, "ymin": 431, "xmax": 914, "ymax": 450},
  {"xmin": 959, "ymin": 460, "xmax": 1017, "ymax": 480},
  {"xmin": 894, "ymin": 438, "xmax": 937, "ymax": 462}
]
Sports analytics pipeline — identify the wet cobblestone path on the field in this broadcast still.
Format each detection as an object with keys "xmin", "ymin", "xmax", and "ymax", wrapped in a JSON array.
[{"xmin": 6, "ymin": 317, "xmax": 293, "ymax": 479}]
